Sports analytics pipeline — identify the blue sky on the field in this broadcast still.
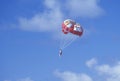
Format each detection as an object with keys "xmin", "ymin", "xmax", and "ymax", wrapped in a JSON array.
[{"xmin": 0, "ymin": 0, "xmax": 120, "ymax": 81}]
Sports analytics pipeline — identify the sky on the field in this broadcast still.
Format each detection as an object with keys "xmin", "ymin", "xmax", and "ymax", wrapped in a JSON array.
[{"xmin": 0, "ymin": 0, "xmax": 120, "ymax": 81}]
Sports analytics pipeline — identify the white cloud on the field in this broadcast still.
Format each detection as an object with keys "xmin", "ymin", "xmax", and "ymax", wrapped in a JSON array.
[
  {"xmin": 19, "ymin": 0, "xmax": 63, "ymax": 32},
  {"xmin": 95, "ymin": 62, "xmax": 120, "ymax": 81},
  {"xmin": 4, "ymin": 59, "xmax": 120, "ymax": 81},
  {"xmin": 65, "ymin": 0, "xmax": 104, "ymax": 18},
  {"xmin": 86, "ymin": 58, "xmax": 120, "ymax": 81},
  {"xmin": 18, "ymin": 0, "xmax": 104, "ymax": 32},
  {"xmin": 86, "ymin": 58, "xmax": 97, "ymax": 68},
  {"xmin": 55, "ymin": 70, "xmax": 93, "ymax": 81},
  {"xmin": 4, "ymin": 80, "xmax": 11, "ymax": 81},
  {"xmin": 17, "ymin": 77, "xmax": 33, "ymax": 81},
  {"xmin": 4, "ymin": 77, "xmax": 33, "ymax": 81}
]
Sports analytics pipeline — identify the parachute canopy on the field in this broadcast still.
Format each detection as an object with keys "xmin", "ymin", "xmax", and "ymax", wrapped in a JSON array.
[
  {"xmin": 60, "ymin": 19, "xmax": 83, "ymax": 50},
  {"xmin": 62, "ymin": 19, "xmax": 83, "ymax": 36}
]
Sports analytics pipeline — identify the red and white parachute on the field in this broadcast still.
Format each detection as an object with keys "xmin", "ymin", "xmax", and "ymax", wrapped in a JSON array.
[
  {"xmin": 62, "ymin": 19, "xmax": 83, "ymax": 36},
  {"xmin": 60, "ymin": 19, "xmax": 83, "ymax": 50}
]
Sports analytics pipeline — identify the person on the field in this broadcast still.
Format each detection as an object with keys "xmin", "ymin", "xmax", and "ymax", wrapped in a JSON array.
[{"xmin": 59, "ymin": 49, "xmax": 62, "ymax": 56}]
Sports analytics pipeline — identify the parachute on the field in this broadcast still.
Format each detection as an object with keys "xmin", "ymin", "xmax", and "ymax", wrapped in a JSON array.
[
  {"xmin": 59, "ymin": 19, "xmax": 83, "ymax": 51},
  {"xmin": 62, "ymin": 19, "xmax": 83, "ymax": 36}
]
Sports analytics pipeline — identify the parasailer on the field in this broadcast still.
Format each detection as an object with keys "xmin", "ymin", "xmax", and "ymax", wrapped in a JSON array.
[
  {"xmin": 59, "ymin": 19, "xmax": 83, "ymax": 56},
  {"xmin": 59, "ymin": 49, "xmax": 62, "ymax": 56}
]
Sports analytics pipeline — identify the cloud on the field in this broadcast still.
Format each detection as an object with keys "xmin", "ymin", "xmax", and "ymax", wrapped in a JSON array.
[
  {"xmin": 54, "ymin": 70, "xmax": 93, "ymax": 81},
  {"xmin": 86, "ymin": 58, "xmax": 97, "ymax": 68},
  {"xmin": 95, "ymin": 62, "xmax": 120, "ymax": 81},
  {"xmin": 18, "ymin": 0, "xmax": 104, "ymax": 32},
  {"xmin": 54, "ymin": 59, "xmax": 120, "ymax": 81},
  {"xmin": 17, "ymin": 77, "xmax": 33, "ymax": 81},
  {"xmin": 4, "ymin": 59, "xmax": 120, "ymax": 81},
  {"xmin": 18, "ymin": 0, "xmax": 63, "ymax": 32},
  {"xmin": 4, "ymin": 80, "xmax": 11, "ymax": 81},
  {"xmin": 86, "ymin": 58, "xmax": 120, "ymax": 81},
  {"xmin": 4, "ymin": 77, "xmax": 33, "ymax": 81},
  {"xmin": 65, "ymin": 0, "xmax": 104, "ymax": 18}
]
